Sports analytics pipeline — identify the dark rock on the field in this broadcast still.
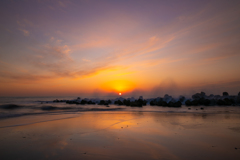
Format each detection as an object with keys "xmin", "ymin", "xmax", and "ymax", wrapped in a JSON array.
[
  {"xmin": 150, "ymin": 100, "xmax": 155, "ymax": 106},
  {"xmin": 115, "ymin": 100, "xmax": 123, "ymax": 105},
  {"xmin": 87, "ymin": 100, "xmax": 92, "ymax": 104},
  {"xmin": 199, "ymin": 98, "xmax": 212, "ymax": 106},
  {"xmin": 157, "ymin": 100, "xmax": 163, "ymax": 106},
  {"xmin": 163, "ymin": 94, "xmax": 173, "ymax": 102},
  {"xmin": 107, "ymin": 100, "xmax": 112, "ymax": 104},
  {"xmin": 167, "ymin": 101, "xmax": 174, "ymax": 107},
  {"xmin": 192, "ymin": 92, "xmax": 205, "ymax": 100},
  {"xmin": 223, "ymin": 98, "xmax": 232, "ymax": 105},
  {"xmin": 167, "ymin": 101, "xmax": 182, "ymax": 107},
  {"xmin": 217, "ymin": 99, "xmax": 225, "ymax": 105},
  {"xmin": 204, "ymin": 99, "xmax": 211, "ymax": 106},
  {"xmin": 137, "ymin": 99, "xmax": 147, "ymax": 106},
  {"xmin": 80, "ymin": 100, "xmax": 87, "ymax": 105},
  {"xmin": 237, "ymin": 95, "xmax": 240, "ymax": 104},
  {"xmin": 174, "ymin": 101, "xmax": 182, "ymax": 107},
  {"xmin": 123, "ymin": 99, "xmax": 131, "ymax": 106},
  {"xmin": 130, "ymin": 101, "xmax": 142, "ymax": 107},
  {"xmin": 192, "ymin": 100, "xmax": 199, "ymax": 106},
  {"xmin": 200, "ymin": 107, "xmax": 204, "ymax": 110},
  {"xmin": 198, "ymin": 98, "xmax": 205, "ymax": 105},
  {"xmin": 161, "ymin": 101, "xmax": 168, "ymax": 106},
  {"xmin": 179, "ymin": 96, "xmax": 185, "ymax": 102},
  {"xmin": 99, "ymin": 100, "xmax": 106, "ymax": 105},
  {"xmin": 53, "ymin": 99, "xmax": 59, "ymax": 102},
  {"xmin": 87, "ymin": 101, "xmax": 95, "ymax": 104},
  {"xmin": 98, "ymin": 100, "xmax": 109, "ymax": 105},
  {"xmin": 223, "ymin": 92, "xmax": 229, "ymax": 96},
  {"xmin": 185, "ymin": 100, "xmax": 192, "ymax": 106}
]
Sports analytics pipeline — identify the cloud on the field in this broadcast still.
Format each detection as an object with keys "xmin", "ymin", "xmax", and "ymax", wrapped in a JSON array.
[
  {"xmin": 101, "ymin": 35, "xmax": 175, "ymax": 65},
  {"xmin": 0, "ymin": 61, "xmax": 122, "ymax": 83},
  {"xmin": 31, "ymin": 43, "xmax": 72, "ymax": 61},
  {"xmin": 58, "ymin": 1, "xmax": 66, "ymax": 7},
  {"xmin": 19, "ymin": 29, "xmax": 30, "ymax": 36},
  {"xmin": 204, "ymin": 56, "xmax": 230, "ymax": 62},
  {"xmin": 49, "ymin": 45, "xmax": 71, "ymax": 60},
  {"xmin": 73, "ymin": 65, "xmax": 121, "ymax": 79},
  {"xmin": 82, "ymin": 59, "xmax": 90, "ymax": 62},
  {"xmin": 0, "ymin": 41, "xmax": 124, "ymax": 83},
  {"xmin": 0, "ymin": 72, "xmax": 54, "ymax": 83},
  {"xmin": 17, "ymin": 19, "xmax": 34, "ymax": 27},
  {"xmin": 73, "ymin": 38, "xmax": 114, "ymax": 49}
]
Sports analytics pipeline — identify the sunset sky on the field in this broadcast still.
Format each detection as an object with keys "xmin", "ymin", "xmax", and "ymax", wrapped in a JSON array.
[{"xmin": 0, "ymin": 0, "xmax": 240, "ymax": 97}]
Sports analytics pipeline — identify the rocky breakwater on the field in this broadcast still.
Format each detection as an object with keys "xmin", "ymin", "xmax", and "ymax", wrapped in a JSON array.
[
  {"xmin": 185, "ymin": 92, "xmax": 240, "ymax": 106},
  {"xmin": 51, "ymin": 91, "xmax": 240, "ymax": 107}
]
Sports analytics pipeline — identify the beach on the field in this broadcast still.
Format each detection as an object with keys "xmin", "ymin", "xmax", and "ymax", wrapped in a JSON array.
[{"xmin": 1, "ymin": 104, "xmax": 240, "ymax": 160}]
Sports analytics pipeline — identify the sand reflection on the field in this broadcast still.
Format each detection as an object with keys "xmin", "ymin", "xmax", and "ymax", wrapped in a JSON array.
[{"xmin": 0, "ymin": 112, "xmax": 240, "ymax": 160}]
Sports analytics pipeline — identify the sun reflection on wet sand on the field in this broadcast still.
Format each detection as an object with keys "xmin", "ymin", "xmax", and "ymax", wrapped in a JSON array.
[{"xmin": 0, "ymin": 112, "xmax": 240, "ymax": 160}]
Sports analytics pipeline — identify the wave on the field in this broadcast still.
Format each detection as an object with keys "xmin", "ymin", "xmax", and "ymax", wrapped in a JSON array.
[
  {"xmin": 0, "ymin": 104, "xmax": 24, "ymax": 109},
  {"xmin": 0, "ymin": 115, "xmax": 80, "ymax": 129},
  {"xmin": 0, "ymin": 106, "xmax": 125, "ymax": 119},
  {"xmin": 40, "ymin": 106, "xmax": 75, "ymax": 110}
]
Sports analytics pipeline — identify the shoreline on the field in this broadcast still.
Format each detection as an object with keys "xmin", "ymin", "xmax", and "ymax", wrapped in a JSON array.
[
  {"xmin": 0, "ymin": 105, "xmax": 240, "ymax": 120},
  {"xmin": 1, "ymin": 111, "xmax": 240, "ymax": 160}
]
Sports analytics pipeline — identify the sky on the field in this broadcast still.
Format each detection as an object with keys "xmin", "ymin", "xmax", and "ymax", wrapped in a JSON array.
[{"xmin": 0, "ymin": 0, "xmax": 240, "ymax": 97}]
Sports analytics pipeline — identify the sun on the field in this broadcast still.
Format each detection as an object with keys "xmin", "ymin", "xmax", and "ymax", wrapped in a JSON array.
[{"xmin": 119, "ymin": 93, "xmax": 122, "ymax": 96}]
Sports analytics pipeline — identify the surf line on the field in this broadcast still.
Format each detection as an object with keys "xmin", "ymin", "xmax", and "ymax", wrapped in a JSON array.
[{"xmin": 0, "ymin": 115, "xmax": 81, "ymax": 129}]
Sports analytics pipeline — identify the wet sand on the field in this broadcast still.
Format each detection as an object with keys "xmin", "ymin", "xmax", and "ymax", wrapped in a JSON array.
[{"xmin": 0, "ymin": 111, "xmax": 240, "ymax": 160}]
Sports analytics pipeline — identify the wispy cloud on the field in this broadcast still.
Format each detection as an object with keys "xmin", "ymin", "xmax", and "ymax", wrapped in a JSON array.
[
  {"xmin": 58, "ymin": 1, "xmax": 65, "ymax": 7},
  {"xmin": 0, "ymin": 62, "xmax": 122, "ymax": 83},
  {"xmin": 82, "ymin": 59, "xmax": 90, "ymax": 62},
  {"xmin": 19, "ymin": 29, "xmax": 30, "ymax": 36}
]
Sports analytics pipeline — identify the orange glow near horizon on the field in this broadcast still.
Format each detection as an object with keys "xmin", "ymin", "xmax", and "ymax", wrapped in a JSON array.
[
  {"xmin": 100, "ymin": 80, "xmax": 136, "ymax": 93},
  {"xmin": 119, "ymin": 93, "xmax": 122, "ymax": 96}
]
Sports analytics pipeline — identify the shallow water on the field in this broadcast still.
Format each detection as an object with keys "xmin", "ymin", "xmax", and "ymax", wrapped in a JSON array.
[{"xmin": 0, "ymin": 111, "xmax": 240, "ymax": 160}]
